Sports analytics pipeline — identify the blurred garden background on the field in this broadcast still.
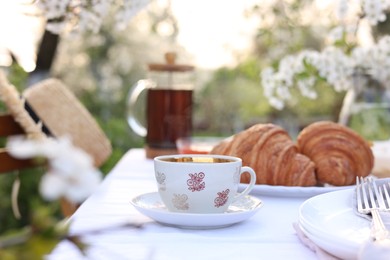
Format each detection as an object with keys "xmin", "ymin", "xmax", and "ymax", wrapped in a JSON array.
[{"xmin": 1, "ymin": 0, "xmax": 390, "ymax": 249}]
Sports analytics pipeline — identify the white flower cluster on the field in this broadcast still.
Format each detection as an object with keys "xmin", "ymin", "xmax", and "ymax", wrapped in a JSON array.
[
  {"xmin": 35, "ymin": 0, "xmax": 150, "ymax": 34},
  {"xmin": 360, "ymin": 0, "xmax": 390, "ymax": 25},
  {"xmin": 261, "ymin": 0, "xmax": 390, "ymax": 109},
  {"xmin": 335, "ymin": 0, "xmax": 390, "ymax": 25},
  {"xmin": 7, "ymin": 136, "xmax": 102, "ymax": 204},
  {"xmin": 262, "ymin": 36, "xmax": 390, "ymax": 109}
]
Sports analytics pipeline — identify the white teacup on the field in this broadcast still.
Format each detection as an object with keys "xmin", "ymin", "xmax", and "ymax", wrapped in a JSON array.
[{"xmin": 153, "ymin": 154, "xmax": 256, "ymax": 214}]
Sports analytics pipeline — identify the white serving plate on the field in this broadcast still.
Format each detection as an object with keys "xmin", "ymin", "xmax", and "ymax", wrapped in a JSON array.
[
  {"xmin": 239, "ymin": 183, "xmax": 354, "ymax": 198},
  {"xmin": 298, "ymin": 188, "xmax": 371, "ymax": 259}
]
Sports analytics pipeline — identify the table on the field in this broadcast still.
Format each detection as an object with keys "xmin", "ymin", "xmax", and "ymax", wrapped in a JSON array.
[{"xmin": 47, "ymin": 149, "xmax": 317, "ymax": 260}]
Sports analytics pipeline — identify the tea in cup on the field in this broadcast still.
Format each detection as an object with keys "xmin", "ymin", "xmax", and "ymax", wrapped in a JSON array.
[{"xmin": 153, "ymin": 154, "xmax": 256, "ymax": 214}]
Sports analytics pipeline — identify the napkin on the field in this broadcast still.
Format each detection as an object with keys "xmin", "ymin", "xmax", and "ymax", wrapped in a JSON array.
[
  {"xmin": 295, "ymin": 178, "xmax": 390, "ymax": 260},
  {"xmin": 293, "ymin": 222, "xmax": 339, "ymax": 260}
]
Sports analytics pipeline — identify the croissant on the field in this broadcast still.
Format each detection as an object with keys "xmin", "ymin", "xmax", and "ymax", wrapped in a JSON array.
[
  {"xmin": 210, "ymin": 124, "xmax": 317, "ymax": 186},
  {"xmin": 297, "ymin": 121, "xmax": 374, "ymax": 186}
]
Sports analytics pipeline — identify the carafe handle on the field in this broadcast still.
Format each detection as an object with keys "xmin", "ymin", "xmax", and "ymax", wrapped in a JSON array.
[{"xmin": 126, "ymin": 79, "xmax": 155, "ymax": 137}]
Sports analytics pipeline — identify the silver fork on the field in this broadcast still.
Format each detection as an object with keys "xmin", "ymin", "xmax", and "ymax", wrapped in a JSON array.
[
  {"xmin": 356, "ymin": 176, "xmax": 389, "ymax": 241},
  {"xmin": 379, "ymin": 183, "xmax": 390, "ymax": 211}
]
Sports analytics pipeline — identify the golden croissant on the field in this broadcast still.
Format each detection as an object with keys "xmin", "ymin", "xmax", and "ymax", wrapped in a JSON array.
[
  {"xmin": 297, "ymin": 121, "xmax": 373, "ymax": 186},
  {"xmin": 210, "ymin": 124, "xmax": 317, "ymax": 186},
  {"xmin": 210, "ymin": 121, "xmax": 374, "ymax": 187}
]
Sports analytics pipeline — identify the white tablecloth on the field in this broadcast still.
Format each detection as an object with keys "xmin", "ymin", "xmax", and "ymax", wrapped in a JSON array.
[{"xmin": 48, "ymin": 149, "xmax": 317, "ymax": 260}]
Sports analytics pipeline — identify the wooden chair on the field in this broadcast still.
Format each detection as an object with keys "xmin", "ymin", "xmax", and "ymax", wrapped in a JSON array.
[
  {"xmin": 0, "ymin": 113, "xmax": 77, "ymax": 216},
  {"xmin": 0, "ymin": 73, "xmax": 111, "ymax": 217},
  {"xmin": 0, "ymin": 113, "xmax": 40, "ymax": 172}
]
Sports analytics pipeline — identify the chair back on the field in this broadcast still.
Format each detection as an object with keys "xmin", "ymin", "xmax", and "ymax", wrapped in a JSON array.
[
  {"xmin": 0, "ymin": 115, "xmax": 77, "ymax": 216},
  {"xmin": 0, "ymin": 114, "xmax": 41, "ymax": 173}
]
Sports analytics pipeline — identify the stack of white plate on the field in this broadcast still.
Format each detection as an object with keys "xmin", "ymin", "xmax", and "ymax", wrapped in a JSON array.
[{"xmin": 298, "ymin": 188, "xmax": 371, "ymax": 259}]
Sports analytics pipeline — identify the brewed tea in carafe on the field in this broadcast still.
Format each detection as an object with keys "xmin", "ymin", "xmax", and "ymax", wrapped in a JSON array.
[{"xmin": 127, "ymin": 52, "xmax": 194, "ymax": 158}]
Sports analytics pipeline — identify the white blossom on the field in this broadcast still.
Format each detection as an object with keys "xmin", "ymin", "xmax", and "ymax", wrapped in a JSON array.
[
  {"xmin": 39, "ymin": 170, "xmax": 68, "ymax": 201},
  {"xmin": 115, "ymin": 0, "xmax": 151, "ymax": 31},
  {"xmin": 328, "ymin": 26, "xmax": 345, "ymax": 43},
  {"xmin": 298, "ymin": 76, "xmax": 318, "ymax": 99},
  {"xmin": 6, "ymin": 136, "xmax": 60, "ymax": 159},
  {"xmin": 35, "ymin": 0, "xmax": 151, "ymax": 34},
  {"xmin": 40, "ymin": 167, "xmax": 102, "ymax": 203},
  {"xmin": 261, "ymin": 0, "xmax": 390, "ymax": 109},
  {"xmin": 336, "ymin": 0, "xmax": 350, "ymax": 20},
  {"xmin": 7, "ymin": 136, "xmax": 102, "ymax": 203},
  {"xmin": 362, "ymin": 0, "xmax": 388, "ymax": 25},
  {"xmin": 36, "ymin": 0, "xmax": 71, "ymax": 20},
  {"xmin": 261, "ymin": 36, "xmax": 390, "ymax": 109}
]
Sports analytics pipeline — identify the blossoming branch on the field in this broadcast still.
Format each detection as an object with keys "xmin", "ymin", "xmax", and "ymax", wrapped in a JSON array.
[
  {"xmin": 35, "ymin": 0, "xmax": 150, "ymax": 34},
  {"xmin": 6, "ymin": 136, "xmax": 102, "ymax": 204},
  {"xmin": 261, "ymin": 0, "xmax": 390, "ymax": 110}
]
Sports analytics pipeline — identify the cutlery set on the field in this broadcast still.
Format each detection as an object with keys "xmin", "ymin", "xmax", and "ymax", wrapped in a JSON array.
[{"xmin": 356, "ymin": 177, "xmax": 390, "ymax": 241}]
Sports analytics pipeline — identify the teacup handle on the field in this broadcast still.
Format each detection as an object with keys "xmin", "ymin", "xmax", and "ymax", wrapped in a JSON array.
[
  {"xmin": 126, "ymin": 79, "xmax": 156, "ymax": 137},
  {"xmin": 234, "ymin": 166, "xmax": 256, "ymax": 201}
]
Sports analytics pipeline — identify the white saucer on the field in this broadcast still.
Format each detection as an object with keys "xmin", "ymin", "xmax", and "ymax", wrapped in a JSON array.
[{"xmin": 130, "ymin": 192, "xmax": 263, "ymax": 229}]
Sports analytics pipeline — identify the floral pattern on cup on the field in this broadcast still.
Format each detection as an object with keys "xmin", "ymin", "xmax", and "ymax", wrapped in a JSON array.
[
  {"xmin": 172, "ymin": 194, "xmax": 189, "ymax": 210},
  {"xmin": 187, "ymin": 172, "xmax": 205, "ymax": 192},
  {"xmin": 155, "ymin": 171, "xmax": 166, "ymax": 191},
  {"xmin": 214, "ymin": 189, "xmax": 230, "ymax": 208}
]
